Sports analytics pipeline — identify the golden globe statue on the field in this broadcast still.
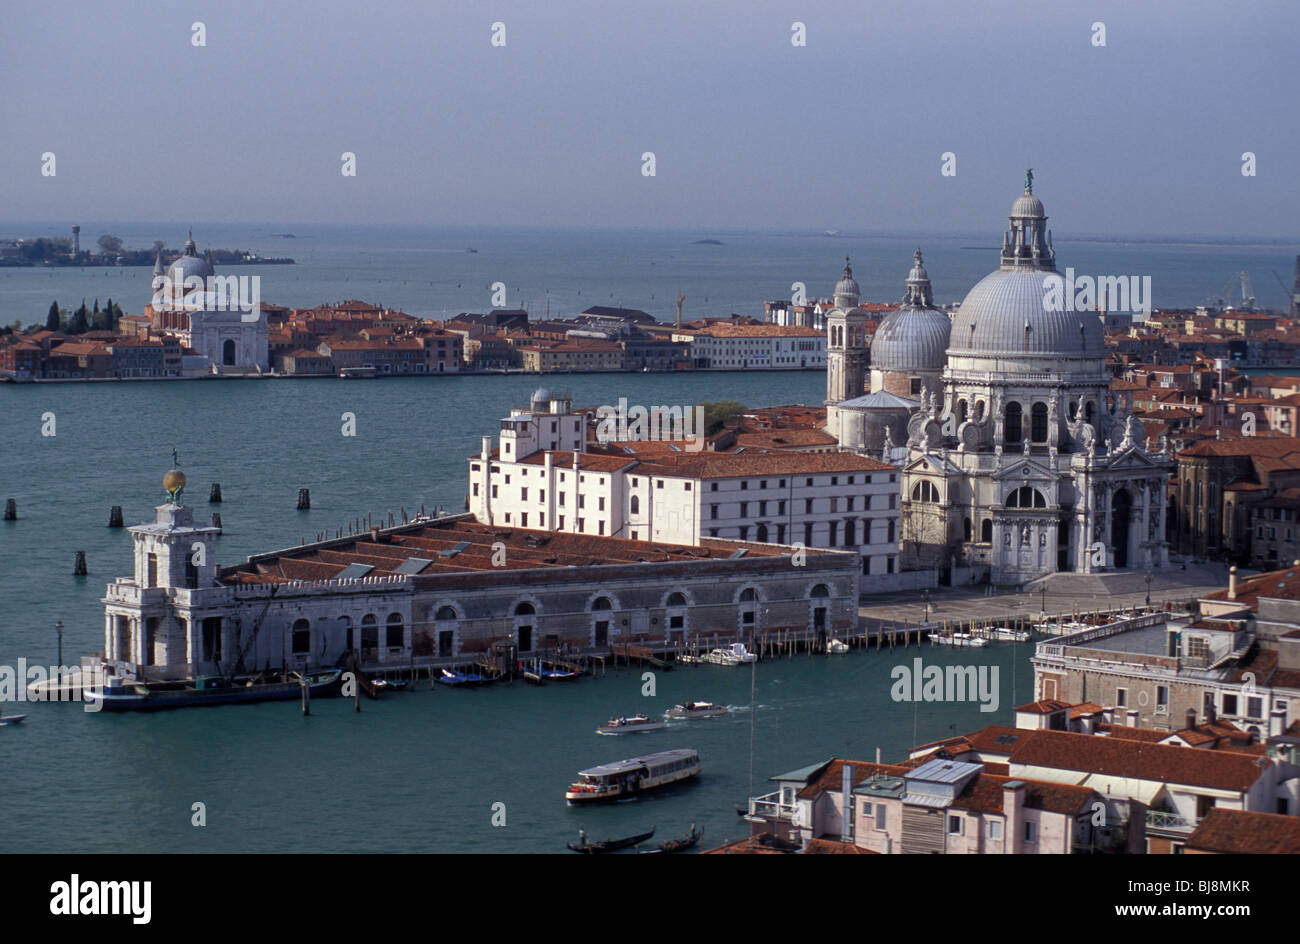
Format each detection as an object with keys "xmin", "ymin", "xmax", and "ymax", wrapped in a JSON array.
[{"xmin": 163, "ymin": 468, "xmax": 187, "ymax": 505}]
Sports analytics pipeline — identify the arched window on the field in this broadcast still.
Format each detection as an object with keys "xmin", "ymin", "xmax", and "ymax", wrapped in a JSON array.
[
  {"xmin": 975, "ymin": 400, "xmax": 986, "ymax": 422},
  {"xmin": 810, "ymin": 584, "xmax": 830, "ymax": 597},
  {"xmin": 1031, "ymin": 402, "xmax": 1048, "ymax": 442},
  {"xmin": 591, "ymin": 597, "xmax": 611, "ymax": 611},
  {"xmin": 1068, "ymin": 399, "xmax": 1079, "ymax": 421},
  {"xmin": 339, "ymin": 615, "xmax": 353, "ymax": 651},
  {"xmin": 515, "ymin": 602, "xmax": 536, "ymax": 616},
  {"xmin": 666, "ymin": 592, "xmax": 686, "ymax": 607},
  {"xmin": 630, "ymin": 495, "xmax": 640, "ymax": 515},
  {"xmin": 1005, "ymin": 402, "xmax": 1023, "ymax": 444},
  {"xmin": 361, "ymin": 614, "xmax": 378, "ymax": 654},
  {"xmin": 1085, "ymin": 401, "xmax": 1096, "ymax": 426},
  {"xmin": 386, "ymin": 613, "xmax": 404, "ymax": 649},
  {"xmin": 291, "ymin": 618, "xmax": 310, "ymax": 655},
  {"xmin": 222, "ymin": 339, "xmax": 236, "ymax": 366},
  {"xmin": 739, "ymin": 588, "xmax": 757, "ymax": 626},
  {"xmin": 1007, "ymin": 486, "xmax": 1047, "ymax": 508},
  {"xmin": 911, "ymin": 481, "xmax": 939, "ymax": 503},
  {"xmin": 957, "ymin": 400, "xmax": 968, "ymax": 425},
  {"xmin": 739, "ymin": 588, "xmax": 757, "ymax": 602},
  {"xmin": 981, "ymin": 519, "xmax": 993, "ymax": 543},
  {"xmin": 435, "ymin": 606, "xmax": 457, "ymax": 622}
]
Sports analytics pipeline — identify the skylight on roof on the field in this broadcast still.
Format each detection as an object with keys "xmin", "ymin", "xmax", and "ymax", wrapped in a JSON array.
[{"xmin": 335, "ymin": 563, "xmax": 374, "ymax": 580}]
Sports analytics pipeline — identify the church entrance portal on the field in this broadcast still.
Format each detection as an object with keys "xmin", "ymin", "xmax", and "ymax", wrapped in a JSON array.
[{"xmin": 1112, "ymin": 489, "xmax": 1132, "ymax": 568}]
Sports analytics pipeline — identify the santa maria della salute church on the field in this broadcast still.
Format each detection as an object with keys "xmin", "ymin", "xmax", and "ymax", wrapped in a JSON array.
[{"xmin": 824, "ymin": 175, "xmax": 1173, "ymax": 585}]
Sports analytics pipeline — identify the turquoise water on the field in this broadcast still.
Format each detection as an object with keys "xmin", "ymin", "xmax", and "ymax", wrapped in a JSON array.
[
  {"xmin": 0, "ymin": 225, "xmax": 1289, "ymax": 852},
  {"xmin": 0, "ymin": 373, "xmax": 1035, "ymax": 853}
]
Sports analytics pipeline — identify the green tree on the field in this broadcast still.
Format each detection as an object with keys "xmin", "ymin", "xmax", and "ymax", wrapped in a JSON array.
[
  {"xmin": 70, "ymin": 300, "xmax": 88, "ymax": 334},
  {"xmin": 104, "ymin": 298, "xmax": 118, "ymax": 333},
  {"xmin": 46, "ymin": 301, "xmax": 60, "ymax": 331},
  {"xmin": 699, "ymin": 400, "xmax": 748, "ymax": 435},
  {"xmin": 97, "ymin": 234, "xmax": 123, "ymax": 254}
]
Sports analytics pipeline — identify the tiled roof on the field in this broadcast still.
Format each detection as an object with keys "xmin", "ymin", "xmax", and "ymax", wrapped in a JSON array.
[
  {"xmin": 637, "ymin": 451, "xmax": 895, "ymax": 479},
  {"xmin": 1187, "ymin": 809, "xmax": 1300, "ymax": 854},
  {"xmin": 1008, "ymin": 729, "xmax": 1269, "ymax": 791}
]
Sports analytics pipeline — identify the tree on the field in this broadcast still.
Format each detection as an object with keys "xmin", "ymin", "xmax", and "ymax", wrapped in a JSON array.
[
  {"xmin": 699, "ymin": 400, "xmax": 748, "ymax": 436},
  {"xmin": 46, "ymin": 301, "xmax": 60, "ymax": 331},
  {"xmin": 152, "ymin": 240, "xmax": 165, "ymax": 256},
  {"xmin": 104, "ymin": 298, "xmax": 118, "ymax": 333},
  {"xmin": 70, "ymin": 300, "xmax": 88, "ymax": 334},
  {"xmin": 96, "ymin": 234, "xmax": 123, "ymax": 254}
]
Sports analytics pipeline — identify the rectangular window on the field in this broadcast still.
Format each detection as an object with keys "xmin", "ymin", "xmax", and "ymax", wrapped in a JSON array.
[
  {"xmin": 598, "ymin": 520, "xmax": 605, "ymax": 535},
  {"xmin": 146, "ymin": 554, "xmax": 158, "ymax": 588},
  {"xmin": 739, "ymin": 526, "xmax": 749, "ymax": 540},
  {"xmin": 804, "ymin": 522, "xmax": 813, "ymax": 545},
  {"xmin": 711, "ymin": 482, "xmax": 718, "ymax": 491},
  {"xmin": 1222, "ymin": 693, "xmax": 1238, "ymax": 716},
  {"xmin": 740, "ymin": 502, "xmax": 748, "ymax": 517},
  {"xmin": 711, "ymin": 505, "xmax": 719, "ymax": 520},
  {"xmin": 578, "ymin": 495, "xmax": 585, "ymax": 509},
  {"xmin": 947, "ymin": 815, "xmax": 962, "ymax": 835},
  {"xmin": 292, "ymin": 626, "xmax": 311, "ymax": 654},
  {"xmin": 472, "ymin": 483, "xmax": 480, "ymax": 496},
  {"xmin": 598, "ymin": 497, "xmax": 605, "ymax": 511},
  {"xmin": 805, "ymin": 498, "xmax": 814, "ymax": 514},
  {"xmin": 492, "ymin": 485, "xmax": 498, "ymax": 499},
  {"xmin": 875, "ymin": 805, "xmax": 886, "ymax": 830},
  {"xmin": 520, "ymin": 513, "xmax": 528, "ymax": 527},
  {"xmin": 1023, "ymin": 821, "xmax": 1037, "ymax": 843},
  {"xmin": 521, "ymin": 488, "xmax": 528, "ymax": 501},
  {"xmin": 1116, "ymin": 688, "xmax": 1127, "ymax": 707},
  {"xmin": 1247, "ymin": 696, "xmax": 1263, "ymax": 719},
  {"xmin": 577, "ymin": 518, "xmax": 585, "ymax": 532},
  {"xmin": 657, "ymin": 481, "xmax": 664, "ymax": 489},
  {"xmin": 989, "ymin": 820, "xmax": 1003, "ymax": 840}
]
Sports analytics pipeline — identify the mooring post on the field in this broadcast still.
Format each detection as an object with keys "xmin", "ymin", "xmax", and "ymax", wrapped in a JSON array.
[
  {"xmin": 3, "ymin": 498, "xmax": 16, "ymax": 521},
  {"xmin": 108, "ymin": 506, "xmax": 123, "ymax": 528},
  {"xmin": 301, "ymin": 676, "xmax": 311, "ymax": 716},
  {"xmin": 297, "ymin": 488, "xmax": 310, "ymax": 510},
  {"xmin": 209, "ymin": 483, "xmax": 222, "ymax": 503},
  {"xmin": 73, "ymin": 551, "xmax": 87, "ymax": 576}
]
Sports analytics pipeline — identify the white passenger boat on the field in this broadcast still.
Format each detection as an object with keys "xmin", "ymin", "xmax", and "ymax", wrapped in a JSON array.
[
  {"xmin": 989, "ymin": 626, "xmax": 1031, "ymax": 642},
  {"xmin": 700, "ymin": 643, "xmax": 757, "ymax": 666},
  {"xmin": 565, "ymin": 748, "xmax": 701, "ymax": 803},
  {"xmin": 664, "ymin": 700, "xmax": 728, "ymax": 720},
  {"xmin": 826, "ymin": 639, "xmax": 850, "ymax": 654},
  {"xmin": 929, "ymin": 632, "xmax": 988, "ymax": 648},
  {"xmin": 597, "ymin": 714, "xmax": 666, "ymax": 735}
]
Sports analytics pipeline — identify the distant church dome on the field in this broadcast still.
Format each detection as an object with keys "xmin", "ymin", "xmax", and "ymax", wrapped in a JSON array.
[
  {"xmin": 870, "ymin": 250, "xmax": 951, "ymax": 371},
  {"xmin": 948, "ymin": 174, "xmax": 1103, "ymax": 360},
  {"xmin": 168, "ymin": 231, "xmax": 214, "ymax": 285},
  {"xmin": 833, "ymin": 257, "xmax": 860, "ymax": 311}
]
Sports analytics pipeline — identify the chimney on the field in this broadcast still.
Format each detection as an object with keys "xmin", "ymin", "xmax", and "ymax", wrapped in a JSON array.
[
  {"xmin": 1228, "ymin": 565, "xmax": 1238, "ymax": 600},
  {"xmin": 481, "ymin": 435, "xmax": 490, "ymax": 460},
  {"xmin": 370, "ymin": 525, "xmax": 379, "ymax": 542},
  {"xmin": 841, "ymin": 762, "xmax": 854, "ymax": 844},
  {"xmin": 1002, "ymin": 781, "xmax": 1025, "ymax": 853}
]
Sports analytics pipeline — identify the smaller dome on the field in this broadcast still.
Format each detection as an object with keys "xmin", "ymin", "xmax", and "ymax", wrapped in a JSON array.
[
  {"xmin": 1010, "ymin": 192, "xmax": 1045, "ymax": 218},
  {"xmin": 531, "ymin": 387, "xmax": 552, "ymax": 406},
  {"xmin": 833, "ymin": 256, "xmax": 860, "ymax": 310}
]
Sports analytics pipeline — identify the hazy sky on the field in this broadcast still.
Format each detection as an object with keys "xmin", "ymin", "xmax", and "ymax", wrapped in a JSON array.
[{"xmin": 3, "ymin": 0, "xmax": 1297, "ymax": 236}]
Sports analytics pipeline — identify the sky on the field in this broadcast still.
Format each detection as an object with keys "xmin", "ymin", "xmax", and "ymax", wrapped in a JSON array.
[{"xmin": 2, "ymin": 0, "xmax": 1297, "ymax": 237}]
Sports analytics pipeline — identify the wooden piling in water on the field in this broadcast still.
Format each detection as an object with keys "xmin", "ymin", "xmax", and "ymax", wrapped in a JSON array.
[
  {"xmin": 73, "ymin": 551, "xmax": 87, "ymax": 576},
  {"xmin": 3, "ymin": 498, "xmax": 16, "ymax": 521},
  {"xmin": 209, "ymin": 483, "xmax": 222, "ymax": 503},
  {"xmin": 212, "ymin": 513, "xmax": 222, "ymax": 532},
  {"xmin": 108, "ymin": 506, "xmax": 123, "ymax": 528},
  {"xmin": 297, "ymin": 488, "xmax": 310, "ymax": 510}
]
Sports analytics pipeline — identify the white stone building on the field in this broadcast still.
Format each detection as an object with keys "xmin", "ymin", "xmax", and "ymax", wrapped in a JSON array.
[
  {"xmin": 469, "ymin": 389, "xmax": 903, "ymax": 576},
  {"xmin": 671, "ymin": 324, "xmax": 826, "ymax": 370},
  {"xmin": 898, "ymin": 176, "xmax": 1173, "ymax": 584}
]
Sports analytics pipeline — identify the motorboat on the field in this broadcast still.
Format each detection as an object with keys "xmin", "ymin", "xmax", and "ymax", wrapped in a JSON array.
[
  {"xmin": 664, "ymin": 701, "xmax": 728, "ymax": 720},
  {"xmin": 826, "ymin": 639, "xmax": 850, "ymax": 654},
  {"xmin": 700, "ymin": 643, "xmax": 757, "ymax": 666},
  {"xmin": 928, "ymin": 632, "xmax": 988, "ymax": 648},
  {"xmin": 597, "ymin": 714, "xmax": 666, "ymax": 735}
]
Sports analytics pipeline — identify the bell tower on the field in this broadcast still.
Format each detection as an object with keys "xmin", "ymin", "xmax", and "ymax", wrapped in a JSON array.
[{"xmin": 825, "ymin": 257, "xmax": 867, "ymax": 404}]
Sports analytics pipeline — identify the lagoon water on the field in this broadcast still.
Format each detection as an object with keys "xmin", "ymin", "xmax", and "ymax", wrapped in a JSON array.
[{"xmin": 0, "ymin": 224, "xmax": 1290, "ymax": 852}]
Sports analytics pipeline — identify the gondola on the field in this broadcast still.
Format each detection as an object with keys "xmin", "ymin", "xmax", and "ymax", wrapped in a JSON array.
[
  {"xmin": 639, "ymin": 824, "xmax": 703, "ymax": 854},
  {"xmin": 567, "ymin": 826, "xmax": 655, "ymax": 854}
]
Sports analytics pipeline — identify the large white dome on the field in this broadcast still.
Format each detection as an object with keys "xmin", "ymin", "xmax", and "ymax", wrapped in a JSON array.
[{"xmin": 949, "ymin": 268, "xmax": 1104, "ymax": 358}]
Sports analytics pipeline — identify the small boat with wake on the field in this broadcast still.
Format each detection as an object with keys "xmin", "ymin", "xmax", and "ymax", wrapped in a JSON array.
[
  {"xmin": 567, "ymin": 826, "xmax": 655, "ymax": 854},
  {"xmin": 597, "ymin": 713, "xmax": 665, "ymax": 735},
  {"xmin": 0, "ymin": 713, "xmax": 27, "ymax": 725},
  {"xmin": 664, "ymin": 701, "xmax": 727, "ymax": 720}
]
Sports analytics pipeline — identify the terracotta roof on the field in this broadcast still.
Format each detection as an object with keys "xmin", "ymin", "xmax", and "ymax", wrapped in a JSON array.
[
  {"xmin": 516, "ymin": 450, "xmax": 638, "ymax": 473},
  {"xmin": 1180, "ymin": 436, "xmax": 1300, "ymax": 460},
  {"xmin": 1203, "ymin": 565, "xmax": 1300, "ymax": 608},
  {"xmin": 637, "ymin": 451, "xmax": 895, "ymax": 479},
  {"xmin": 1016, "ymin": 699, "xmax": 1072, "ymax": 714},
  {"xmin": 1007, "ymin": 729, "xmax": 1270, "ymax": 792},
  {"xmin": 1187, "ymin": 809, "xmax": 1300, "ymax": 854},
  {"xmin": 802, "ymin": 838, "xmax": 875, "ymax": 854}
]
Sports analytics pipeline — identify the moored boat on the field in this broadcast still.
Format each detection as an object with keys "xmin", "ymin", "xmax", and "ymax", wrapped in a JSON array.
[
  {"xmin": 929, "ymin": 632, "xmax": 988, "ymax": 648},
  {"xmin": 664, "ymin": 700, "xmax": 727, "ymax": 720},
  {"xmin": 989, "ymin": 626, "xmax": 1031, "ymax": 642},
  {"xmin": 567, "ymin": 826, "xmax": 655, "ymax": 853},
  {"xmin": 700, "ymin": 643, "xmax": 757, "ymax": 666},
  {"xmin": 826, "ymin": 638, "xmax": 850, "ymax": 654},
  {"xmin": 438, "ymin": 668, "xmax": 495, "ymax": 688},
  {"xmin": 597, "ymin": 713, "xmax": 665, "ymax": 735},
  {"xmin": 565, "ymin": 748, "xmax": 700, "ymax": 803},
  {"xmin": 84, "ymin": 668, "xmax": 344, "ymax": 712}
]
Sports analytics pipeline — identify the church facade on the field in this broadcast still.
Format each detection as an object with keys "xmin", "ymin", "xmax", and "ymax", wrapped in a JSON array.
[
  {"xmin": 893, "ymin": 177, "xmax": 1173, "ymax": 585},
  {"xmin": 151, "ymin": 233, "xmax": 269, "ymax": 374}
]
